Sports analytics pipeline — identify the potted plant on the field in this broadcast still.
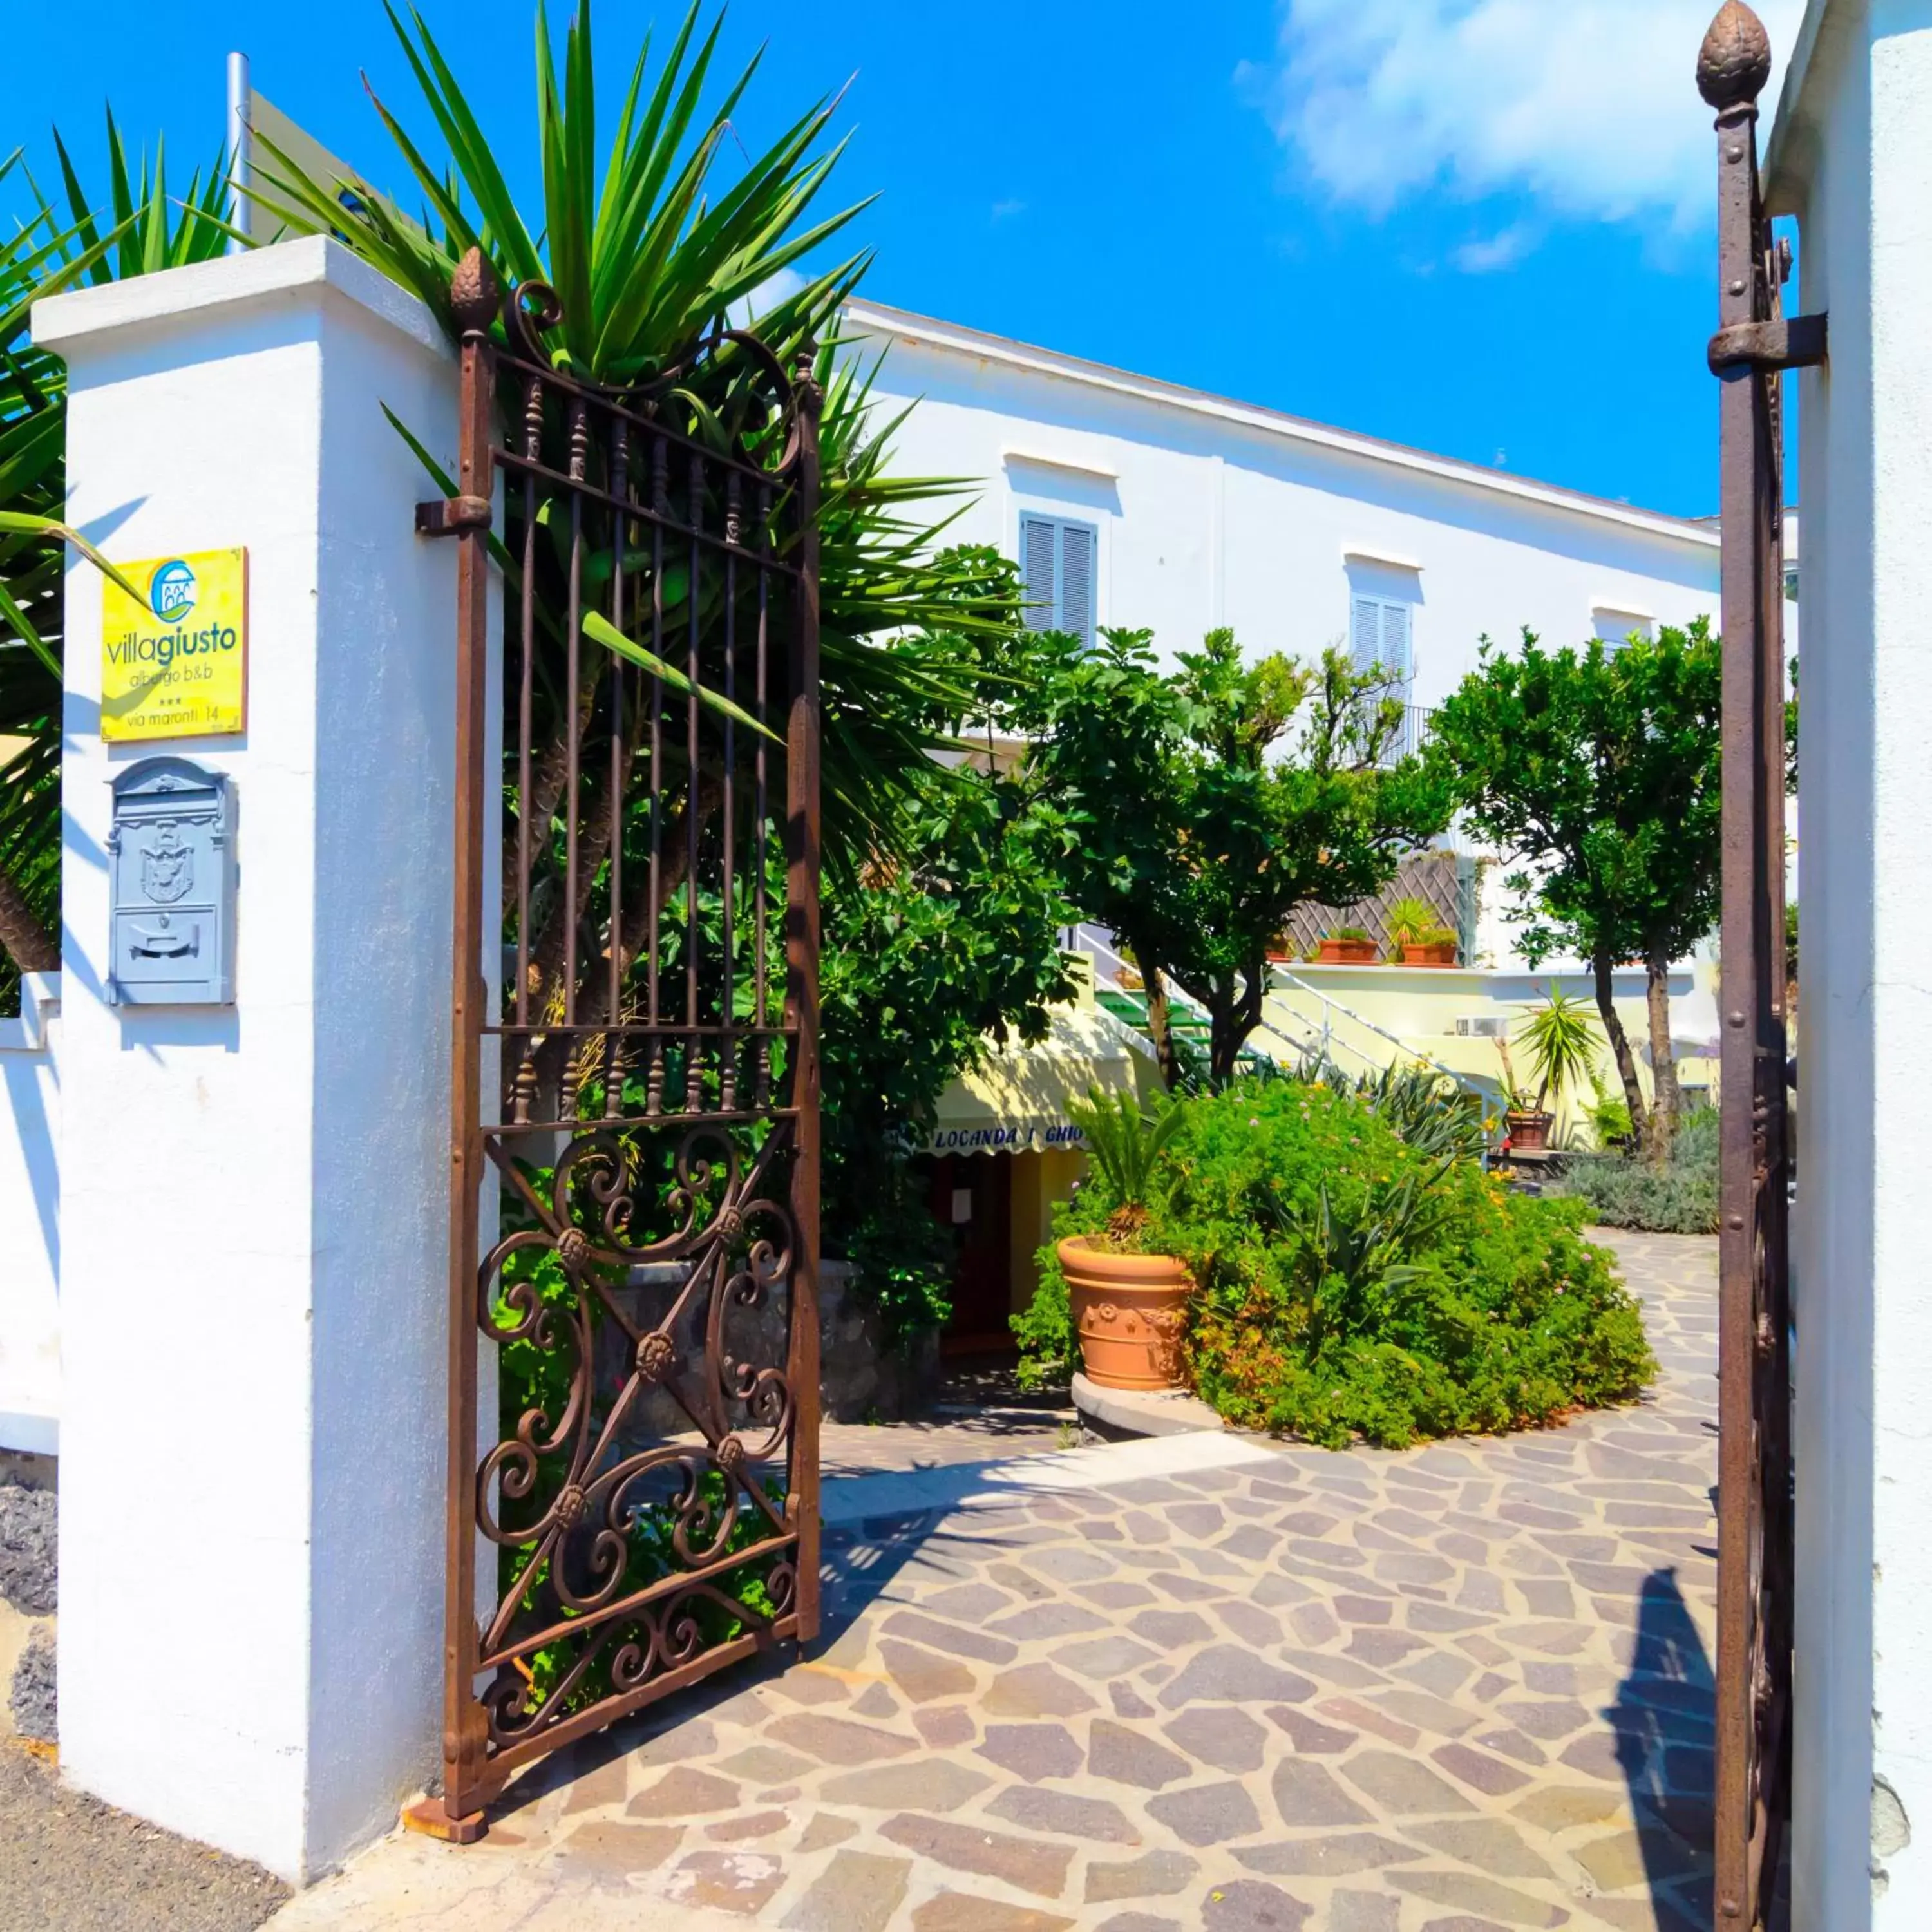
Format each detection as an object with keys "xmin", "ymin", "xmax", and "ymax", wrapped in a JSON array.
[
  {"xmin": 1386, "ymin": 896, "xmax": 1459, "ymax": 967},
  {"xmin": 1317, "ymin": 925, "xmax": 1379, "ymax": 965},
  {"xmin": 1057, "ymin": 1084, "xmax": 1191, "ymax": 1390},
  {"xmin": 1499, "ymin": 990, "xmax": 1603, "ymax": 1152}
]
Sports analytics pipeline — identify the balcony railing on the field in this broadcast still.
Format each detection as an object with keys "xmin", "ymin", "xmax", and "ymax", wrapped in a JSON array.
[{"xmin": 1358, "ymin": 699, "xmax": 1432, "ymax": 766}]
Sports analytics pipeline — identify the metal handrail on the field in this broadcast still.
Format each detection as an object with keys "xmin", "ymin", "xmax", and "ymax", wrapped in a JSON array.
[
  {"xmin": 1267, "ymin": 967, "xmax": 1488, "ymax": 1099},
  {"xmin": 1249, "ymin": 1008, "xmax": 1387, "ymax": 1081}
]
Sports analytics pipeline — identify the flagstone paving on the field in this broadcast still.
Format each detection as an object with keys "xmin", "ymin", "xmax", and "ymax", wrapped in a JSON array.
[{"xmin": 271, "ymin": 1229, "xmax": 1716, "ymax": 1932}]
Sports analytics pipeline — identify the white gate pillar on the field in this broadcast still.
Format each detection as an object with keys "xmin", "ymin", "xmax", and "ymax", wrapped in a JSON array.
[
  {"xmin": 1769, "ymin": 5, "xmax": 1932, "ymax": 1926},
  {"xmin": 34, "ymin": 237, "xmax": 496, "ymax": 1882}
]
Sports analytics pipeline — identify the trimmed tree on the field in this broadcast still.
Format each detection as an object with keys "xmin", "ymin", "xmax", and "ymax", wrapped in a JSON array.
[
  {"xmin": 820, "ymin": 748, "xmax": 1077, "ymax": 1341},
  {"xmin": 1023, "ymin": 627, "xmax": 1454, "ymax": 1088},
  {"xmin": 1428, "ymin": 621, "xmax": 1737, "ymax": 1159}
]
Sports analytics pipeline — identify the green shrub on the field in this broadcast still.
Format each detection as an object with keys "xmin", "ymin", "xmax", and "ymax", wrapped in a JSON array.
[
  {"xmin": 1014, "ymin": 1079, "xmax": 1654, "ymax": 1446},
  {"xmin": 1555, "ymin": 1104, "xmax": 1719, "ymax": 1234}
]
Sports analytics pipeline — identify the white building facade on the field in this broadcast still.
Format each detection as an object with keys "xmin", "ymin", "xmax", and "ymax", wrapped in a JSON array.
[
  {"xmin": 846, "ymin": 301, "xmax": 1730, "ymax": 1075},
  {"xmin": 846, "ymin": 301, "xmax": 1730, "ymax": 703}
]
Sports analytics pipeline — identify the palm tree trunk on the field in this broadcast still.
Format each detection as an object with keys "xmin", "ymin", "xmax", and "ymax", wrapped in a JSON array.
[{"xmin": 0, "ymin": 869, "xmax": 57, "ymax": 975}]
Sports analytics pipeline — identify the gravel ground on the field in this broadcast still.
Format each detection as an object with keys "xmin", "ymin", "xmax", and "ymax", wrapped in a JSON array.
[{"xmin": 0, "ymin": 1743, "xmax": 287, "ymax": 1932}]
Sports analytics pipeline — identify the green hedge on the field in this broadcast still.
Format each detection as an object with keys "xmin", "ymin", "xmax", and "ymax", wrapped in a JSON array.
[{"xmin": 1017, "ymin": 1080, "xmax": 1654, "ymax": 1449}]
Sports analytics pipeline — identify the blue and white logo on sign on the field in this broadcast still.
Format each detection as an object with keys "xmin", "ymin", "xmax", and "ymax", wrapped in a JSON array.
[{"xmin": 149, "ymin": 559, "xmax": 197, "ymax": 623}]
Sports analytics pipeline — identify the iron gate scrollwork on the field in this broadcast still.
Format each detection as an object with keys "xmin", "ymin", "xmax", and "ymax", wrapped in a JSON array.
[
  {"xmin": 1700, "ymin": 6, "xmax": 1824, "ymax": 1924},
  {"xmin": 414, "ymin": 247, "xmax": 822, "ymax": 1839}
]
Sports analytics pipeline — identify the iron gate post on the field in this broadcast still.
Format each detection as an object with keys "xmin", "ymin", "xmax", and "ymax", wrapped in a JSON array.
[
  {"xmin": 786, "ymin": 346, "xmax": 824, "ymax": 1645},
  {"xmin": 1700, "ymin": 4, "xmax": 1817, "ymax": 1921},
  {"xmin": 411, "ymin": 251, "xmax": 502, "ymax": 1844}
]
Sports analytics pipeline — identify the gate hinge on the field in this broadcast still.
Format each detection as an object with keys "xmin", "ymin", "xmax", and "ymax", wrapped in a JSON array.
[
  {"xmin": 416, "ymin": 494, "xmax": 493, "ymax": 536},
  {"xmin": 1708, "ymin": 313, "xmax": 1828, "ymax": 380}
]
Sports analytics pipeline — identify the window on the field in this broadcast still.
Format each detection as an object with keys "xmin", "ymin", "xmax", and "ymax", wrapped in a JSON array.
[
  {"xmin": 1019, "ymin": 513, "xmax": 1097, "ymax": 645},
  {"xmin": 1591, "ymin": 608, "xmax": 1656, "ymax": 654},
  {"xmin": 1350, "ymin": 594, "xmax": 1414, "ymax": 693}
]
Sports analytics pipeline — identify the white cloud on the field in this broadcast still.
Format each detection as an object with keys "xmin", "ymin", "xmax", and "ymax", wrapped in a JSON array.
[
  {"xmin": 1453, "ymin": 222, "xmax": 1539, "ymax": 272},
  {"xmin": 991, "ymin": 198, "xmax": 1027, "ymax": 222},
  {"xmin": 727, "ymin": 266, "xmax": 806, "ymax": 330},
  {"xmin": 1251, "ymin": 0, "xmax": 1804, "ymax": 231}
]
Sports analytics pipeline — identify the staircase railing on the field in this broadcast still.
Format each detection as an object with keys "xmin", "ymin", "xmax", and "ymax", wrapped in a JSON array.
[{"xmin": 1265, "ymin": 968, "xmax": 1492, "ymax": 1103}]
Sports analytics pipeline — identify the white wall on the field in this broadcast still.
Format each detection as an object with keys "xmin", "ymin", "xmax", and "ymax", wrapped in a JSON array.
[
  {"xmin": 846, "ymin": 303, "xmax": 1725, "ymax": 697},
  {"xmin": 36, "ymin": 236, "xmax": 489, "ymax": 1883},
  {"xmin": 0, "ymin": 973, "xmax": 60, "ymax": 1454},
  {"xmin": 1770, "ymin": 1, "xmax": 1932, "ymax": 1924}
]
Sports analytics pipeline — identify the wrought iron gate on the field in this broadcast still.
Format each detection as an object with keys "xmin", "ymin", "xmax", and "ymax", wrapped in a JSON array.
[
  {"xmin": 412, "ymin": 248, "xmax": 822, "ymax": 1840},
  {"xmin": 1700, "ymin": 6, "xmax": 1824, "ymax": 1923}
]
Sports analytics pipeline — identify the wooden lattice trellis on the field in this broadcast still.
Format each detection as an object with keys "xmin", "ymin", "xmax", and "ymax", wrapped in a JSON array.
[{"xmin": 1275, "ymin": 849, "xmax": 1474, "ymax": 961}]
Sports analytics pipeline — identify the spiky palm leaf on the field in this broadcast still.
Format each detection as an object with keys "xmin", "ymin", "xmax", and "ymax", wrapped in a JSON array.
[
  {"xmin": 0, "ymin": 129, "xmax": 231, "ymax": 996},
  {"xmin": 244, "ymin": 0, "xmax": 1016, "ymax": 866},
  {"xmin": 243, "ymin": 0, "xmax": 1018, "ymax": 1060}
]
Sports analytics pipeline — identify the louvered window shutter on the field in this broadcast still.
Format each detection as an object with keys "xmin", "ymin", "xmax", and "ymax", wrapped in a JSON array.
[
  {"xmin": 1060, "ymin": 524, "xmax": 1095, "ymax": 647},
  {"xmin": 1381, "ymin": 601, "xmax": 1413, "ymax": 689},
  {"xmin": 1021, "ymin": 516, "xmax": 1057, "ymax": 633},
  {"xmin": 1350, "ymin": 596, "xmax": 1381, "ymax": 674}
]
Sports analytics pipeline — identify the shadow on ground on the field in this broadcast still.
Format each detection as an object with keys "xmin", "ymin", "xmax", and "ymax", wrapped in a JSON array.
[
  {"xmin": 1608, "ymin": 1567, "xmax": 1718, "ymax": 1930},
  {"xmin": 487, "ymin": 1499, "xmax": 967, "ymax": 1830}
]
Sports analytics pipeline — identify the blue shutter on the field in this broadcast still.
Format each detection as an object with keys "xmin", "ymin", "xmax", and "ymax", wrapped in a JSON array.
[
  {"xmin": 1020, "ymin": 515, "xmax": 1057, "ymax": 633},
  {"xmin": 1381, "ymin": 601, "xmax": 1413, "ymax": 690},
  {"xmin": 1018, "ymin": 514, "xmax": 1097, "ymax": 641},
  {"xmin": 1350, "ymin": 596, "xmax": 1381, "ymax": 675},
  {"xmin": 1061, "ymin": 523, "xmax": 1095, "ymax": 647}
]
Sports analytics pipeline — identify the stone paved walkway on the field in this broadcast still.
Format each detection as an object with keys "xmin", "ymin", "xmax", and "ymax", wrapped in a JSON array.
[{"xmin": 271, "ymin": 1229, "xmax": 1716, "ymax": 1932}]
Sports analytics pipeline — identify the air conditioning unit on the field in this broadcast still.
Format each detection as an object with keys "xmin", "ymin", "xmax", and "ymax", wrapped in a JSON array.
[{"xmin": 1454, "ymin": 1016, "xmax": 1509, "ymax": 1038}]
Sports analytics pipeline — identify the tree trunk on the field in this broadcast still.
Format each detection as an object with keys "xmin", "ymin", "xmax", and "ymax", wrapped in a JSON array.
[
  {"xmin": 1644, "ymin": 946, "xmax": 1680, "ymax": 1166},
  {"xmin": 1593, "ymin": 946, "xmax": 1648, "ymax": 1150},
  {"xmin": 1141, "ymin": 958, "xmax": 1184, "ymax": 1092},
  {"xmin": 1209, "ymin": 964, "xmax": 1267, "ymax": 1089},
  {"xmin": 0, "ymin": 869, "xmax": 57, "ymax": 976}
]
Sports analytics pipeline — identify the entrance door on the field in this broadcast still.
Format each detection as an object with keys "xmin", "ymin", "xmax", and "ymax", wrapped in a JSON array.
[{"xmin": 930, "ymin": 1153, "xmax": 1014, "ymax": 1353}]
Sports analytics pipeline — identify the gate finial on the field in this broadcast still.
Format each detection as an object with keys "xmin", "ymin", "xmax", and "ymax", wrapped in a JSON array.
[
  {"xmin": 449, "ymin": 247, "xmax": 502, "ymax": 339},
  {"xmin": 1698, "ymin": 1, "xmax": 1773, "ymax": 108}
]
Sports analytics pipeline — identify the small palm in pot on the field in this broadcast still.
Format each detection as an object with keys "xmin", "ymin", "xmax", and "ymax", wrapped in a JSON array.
[{"xmin": 1059, "ymin": 1084, "xmax": 1193, "ymax": 1391}]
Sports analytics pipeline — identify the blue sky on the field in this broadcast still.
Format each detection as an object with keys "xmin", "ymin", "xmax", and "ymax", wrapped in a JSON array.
[{"xmin": 9, "ymin": 0, "xmax": 1803, "ymax": 519}]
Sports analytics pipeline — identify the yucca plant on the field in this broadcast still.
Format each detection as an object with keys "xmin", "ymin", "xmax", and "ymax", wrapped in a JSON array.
[
  {"xmin": 1383, "ymin": 896, "xmax": 1440, "ymax": 946},
  {"xmin": 1068, "ymin": 1082, "xmax": 1185, "ymax": 1245},
  {"xmin": 0, "ymin": 129, "xmax": 228, "ymax": 1001},
  {"xmin": 244, "ymin": 0, "xmax": 1021, "ymax": 1053},
  {"xmin": 1515, "ymin": 989, "xmax": 1602, "ymax": 1113}
]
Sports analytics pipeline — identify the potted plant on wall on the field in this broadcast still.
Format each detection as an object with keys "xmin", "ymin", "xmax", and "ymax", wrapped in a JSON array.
[
  {"xmin": 1498, "ymin": 990, "xmax": 1602, "ymax": 1152},
  {"xmin": 1386, "ymin": 896, "xmax": 1459, "ymax": 967},
  {"xmin": 1317, "ymin": 925, "xmax": 1379, "ymax": 965},
  {"xmin": 1057, "ymin": 1085, "xmax": 1191, "ymax": 1390}
]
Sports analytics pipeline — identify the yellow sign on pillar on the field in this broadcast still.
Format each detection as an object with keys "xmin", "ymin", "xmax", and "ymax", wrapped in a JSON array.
[{"xmin": 100, "ymin": 548, "xmax": 248, "ymax": 742}]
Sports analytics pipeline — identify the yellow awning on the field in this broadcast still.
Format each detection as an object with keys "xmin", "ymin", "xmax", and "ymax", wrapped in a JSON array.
[{"xmin": 923, "ymin": 1002, "xmax": 1160, "ymax": 1157}]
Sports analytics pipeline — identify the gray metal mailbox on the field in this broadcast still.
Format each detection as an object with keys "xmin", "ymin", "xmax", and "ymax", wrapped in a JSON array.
[{"xmin": 106, "ymin": 757, "xmax": 236, "ymax": 1006}]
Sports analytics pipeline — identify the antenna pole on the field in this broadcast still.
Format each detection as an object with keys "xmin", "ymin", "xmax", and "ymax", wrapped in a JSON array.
[{"xmin": 226, "ymin": 52, "xmax": 252, "ymax": 252}]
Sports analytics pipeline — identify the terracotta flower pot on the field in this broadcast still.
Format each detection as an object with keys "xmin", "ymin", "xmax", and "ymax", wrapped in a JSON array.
[
  {"xmin": 1506, "ymin": 1109, "xmax": 1554, "ymax": 1151},
  {"xmin": 1058, "ymin": 1236, "xmax": 1192, "ymax": 1392},
  {"xmin": 1316, "ymin": 938, "xmax": 1378, "ymax": 965},
  {"xmin": 1399, "ymin": 941, "xmax": 1459, "ymax": 967}
]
